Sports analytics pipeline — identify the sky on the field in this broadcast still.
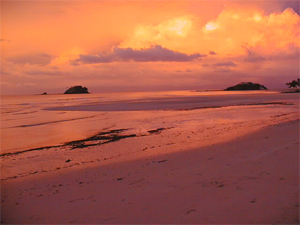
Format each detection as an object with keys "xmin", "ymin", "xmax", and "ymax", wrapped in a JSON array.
[{"xmin": 1, "ymin": 0, "xmax": 299, "ymax": 95}]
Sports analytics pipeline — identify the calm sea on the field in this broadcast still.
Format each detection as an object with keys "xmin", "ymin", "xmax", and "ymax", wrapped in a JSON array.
[{"xmin": 0, "ymin": 90, "xmax": 291, "ymax": 154}]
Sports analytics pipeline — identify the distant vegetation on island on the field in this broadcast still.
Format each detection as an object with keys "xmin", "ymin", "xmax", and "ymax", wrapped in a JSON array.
[
  {"xmin": 286, "ymin": 78, "xmax": 300, "ymax": 88},
  {"xmin": 43, "ymin": 80, "xmax": 299, "ymax": 95},
  {"xmin": 225, "ymin": 82, "xmax": 267, "ymax": 91},
  {"xmin": 64, "ymin": 86, "xmax": 89, "ymax": 94},
  {"xmin": 283, "ymin": 78, "xmax": 300, "ymax": 93}
]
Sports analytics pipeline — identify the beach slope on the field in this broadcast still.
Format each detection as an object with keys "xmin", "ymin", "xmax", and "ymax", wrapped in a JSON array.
[{"xmin": 1, "ymin": 118, "xmax": 299, "ymax": 224}]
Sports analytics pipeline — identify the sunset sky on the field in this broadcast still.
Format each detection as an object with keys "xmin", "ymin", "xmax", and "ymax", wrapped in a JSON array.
[{"xmin": 1, "ymin": 0, "xmax": 299, "ymax": 95}]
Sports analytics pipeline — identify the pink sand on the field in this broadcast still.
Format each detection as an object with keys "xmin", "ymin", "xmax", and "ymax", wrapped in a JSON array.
[{"xmin": 1, "ymin": 95, "xmax": 299, "ymax": 224}]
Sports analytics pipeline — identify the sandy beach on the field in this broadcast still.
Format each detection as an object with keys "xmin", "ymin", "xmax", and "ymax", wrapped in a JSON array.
[
  {"xmin": 2, "ymin": 0, "xmax": 300, "ymax": 223},
  {"xmin": 1, "ymin": 91, "xmax": 299, "ymax": 224}
]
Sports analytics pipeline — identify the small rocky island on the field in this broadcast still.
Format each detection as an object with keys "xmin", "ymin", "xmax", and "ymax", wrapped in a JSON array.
[
  {"xmin": 64, "ymin": 86, "xmax": 89, "ymax": 94},
  {"xmin": 225, "ymin": 82, "xmax": 267, "ymax": 91}
]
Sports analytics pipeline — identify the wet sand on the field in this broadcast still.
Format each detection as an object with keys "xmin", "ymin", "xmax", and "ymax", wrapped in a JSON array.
[{"xmin": 1, "ymin": 92, "xmax": 299, "ymax": 224}]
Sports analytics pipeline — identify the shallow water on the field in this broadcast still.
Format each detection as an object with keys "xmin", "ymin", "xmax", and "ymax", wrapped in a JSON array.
[{"xmin": 0, "ymin": 90, "xmax": 297, "ymax": 154}]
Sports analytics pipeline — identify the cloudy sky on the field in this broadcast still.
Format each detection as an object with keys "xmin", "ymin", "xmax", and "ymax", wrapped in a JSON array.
[{"xmin": 1, "ymin": 0, "xmax": 299, "ymax": 95}]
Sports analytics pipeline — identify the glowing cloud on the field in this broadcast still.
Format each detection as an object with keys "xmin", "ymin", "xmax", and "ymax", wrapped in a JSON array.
[
  {"xmin": 158, "ymin": 16, "xmax": 193, "ymax": 36},
  {"xmin": 119, "ymin": 6, "xmax": 299, "ymax": 58},
  {"xmin": 203, "ymin": 22, "xmax": 219, "ymax": 31},
  {"xmin": 119, "ymin": 16, "xmax": 195, "ymax": 51},
  {"xmin": 199, "ymin": 6, "xmax": 300, "ymax": 57},
  {"xmin": 1, "ymin": 1, "xmax": 299, "ymax": 94}
]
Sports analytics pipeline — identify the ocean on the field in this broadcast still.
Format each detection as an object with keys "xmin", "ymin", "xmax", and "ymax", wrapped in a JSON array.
[{"xmin": 0, "ymin": 90, "xmax": 294, "ymax": 155}]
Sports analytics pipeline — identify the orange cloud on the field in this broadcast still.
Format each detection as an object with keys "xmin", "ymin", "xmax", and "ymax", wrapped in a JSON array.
[
  {"xmin": 119, "ymin": 16, "xmax": 196, "ymax": 50},
  {"xmin": 200, "ymin": 6, "xmax": 299, "ymax": 57},
  {"xmin": 1, "ymin": 1, "xmax": 299, "ymax": 95},
  {"xmin": 118, "ymin": 5, "xmax": 299, "ymax": 58}
]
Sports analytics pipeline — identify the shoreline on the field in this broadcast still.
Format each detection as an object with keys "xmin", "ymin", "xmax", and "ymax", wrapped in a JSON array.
[
  {"xmin": 1, "ymin": 91, "xmax": 298, "ymax": 155},
  {"xmin": 1, "ymin": 113, "xmax": 299, "ymax": 224},
  {"xmin": 1, "ymin": 102, "xmax": 299, "ymax": 181},
  {"xmin": 0, "ymin": 101, "xmax": 294, "ymax": 158},
  {"xmin": 1, "ymin": 91, "xmax": 299, "ymax": 224}
]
